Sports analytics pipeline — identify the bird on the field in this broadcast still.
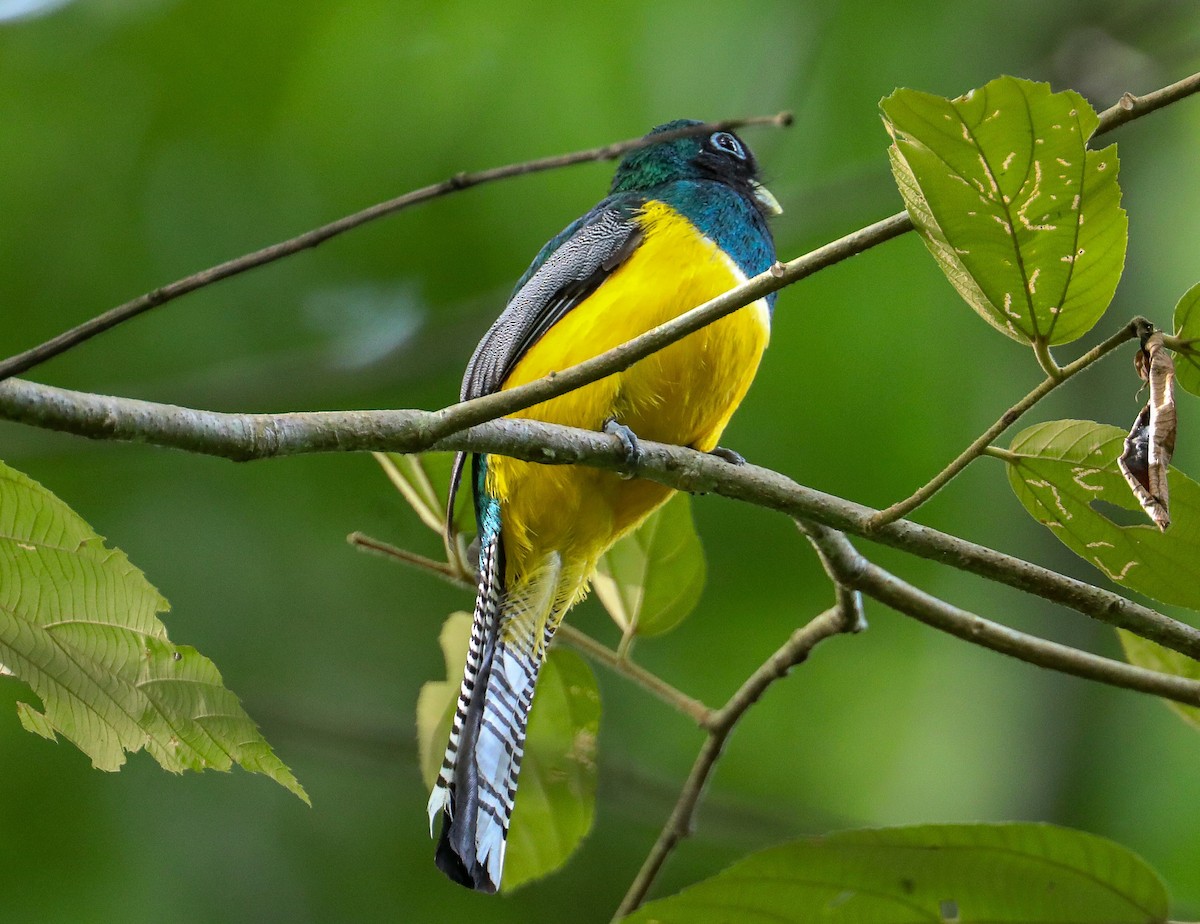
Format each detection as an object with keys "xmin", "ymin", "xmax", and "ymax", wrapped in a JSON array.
[{"xmin": 427, "ymin": 120, "xmax": 781, "ymax": 892}]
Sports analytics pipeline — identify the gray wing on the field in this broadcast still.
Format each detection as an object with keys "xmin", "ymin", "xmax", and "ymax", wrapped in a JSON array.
[
  {"xmin": 446, "ymin": 204, "xmax": 642, "ymax": 542},
  {"xmin": 460, "ymin": 205, "xmax": 643, "ymax": 401}
]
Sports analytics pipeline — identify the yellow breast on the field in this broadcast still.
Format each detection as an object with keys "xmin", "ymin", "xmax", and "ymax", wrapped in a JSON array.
[{"xmin": 489, "ymin": 199, "xmax": 770, "ymax": 581}]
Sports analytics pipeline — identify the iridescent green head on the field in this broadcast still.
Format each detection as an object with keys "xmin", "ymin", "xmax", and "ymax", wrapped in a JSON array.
[{"xmin": 609, "ymin": 120, "xmax": 782, "ymax": 216}]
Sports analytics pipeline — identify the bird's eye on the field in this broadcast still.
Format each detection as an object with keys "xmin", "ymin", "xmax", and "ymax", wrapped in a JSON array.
[{"xmin": 707, "ymin": 131, "xmax": 746, "ymax": 161}]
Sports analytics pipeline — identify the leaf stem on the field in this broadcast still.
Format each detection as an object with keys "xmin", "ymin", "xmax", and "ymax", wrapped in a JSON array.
[
  {"xmin": 869, "ymin": 318, "xmax": 1144, "ymax": 528},
  {"xmin": 982, "ymin": 445, "xmax": 1020, "ymax": 463},
  {"xmin": 1033, "ymin": 337, "xmax": 1064, "ymax": 380}
]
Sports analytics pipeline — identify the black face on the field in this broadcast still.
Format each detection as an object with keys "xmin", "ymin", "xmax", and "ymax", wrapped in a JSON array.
[
  {"xmin": 610, "ymin": 121, "xmax": 769, "ymax": 199},
  {"xmin": 694, "ymin": 130, "xmax": 759, "ymax": 184}
]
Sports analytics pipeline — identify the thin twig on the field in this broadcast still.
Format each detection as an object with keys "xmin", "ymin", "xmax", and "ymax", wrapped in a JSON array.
[
  {"xmin": 869, "ymin": 318, "xmax": 1147, "ymax": 528},
  {"xmin": 348, "ymin": 529, "xmax": 711, "ymax": 722},
  {"xmin": 346, "ymin": 531, "xmax": 469, "ymax": 587},
  {"xmin": 1095, "ymin": 70, "xmax": 1200, "ymax": 134},
  {"xmin": 3, "ymin": 71, "xmax": 1193, "ymax": 455},
  {"xmin": 612, "ymin": 600, "xmax": 859, "ymax": 920},
  {"xmin": 0, "ymin": 114, "xmax": 791, "ymax": 386},
  {"xmin": 420, "ymin": 213, "xmax": 914, "ymax": 445},
  {"xmin": 2, "ymin": 69, "xmax": 1193, "ymax": 402},
  {"xmin": 0, "ymin": 210, "xmax": 915, "ymax": 463},
  {"xmin": 2, "ymin": 378, "xmax": 1197, "ymax": 661},
  {"xmin": 5, "ymin": 69, "xmax": 1192, "ymax": 406},
  {"xmin": 291, "ymin": 70, "xmax": 1200, "ymax": 448},
  {"xmin": 800, "ymin": 521, "xmax": 1200, "ymax": 707}
]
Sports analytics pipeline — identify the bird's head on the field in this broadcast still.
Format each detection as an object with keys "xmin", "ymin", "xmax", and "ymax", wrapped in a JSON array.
[{"xmin": 609, "ymin": 120, "xmax": 782, "ymax": 216}]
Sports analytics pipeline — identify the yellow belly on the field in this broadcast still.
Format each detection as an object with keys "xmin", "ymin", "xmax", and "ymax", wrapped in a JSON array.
[{"xmin": 488, "ymin": 199, "xmax": 769, "ymax": 599}]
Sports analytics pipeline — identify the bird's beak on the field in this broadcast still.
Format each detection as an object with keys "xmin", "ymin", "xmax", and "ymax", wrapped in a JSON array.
[{"xmin": 751, "ymin": 180, "xmax": 783, "ymax": 216}]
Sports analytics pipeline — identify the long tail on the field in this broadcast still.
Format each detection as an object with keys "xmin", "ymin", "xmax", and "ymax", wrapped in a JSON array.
[{"xmin": 427, "ymin": 458, "xmax": 561, "ymax": 892}]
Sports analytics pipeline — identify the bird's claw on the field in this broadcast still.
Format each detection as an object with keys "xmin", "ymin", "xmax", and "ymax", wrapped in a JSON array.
[
  {"xmin": 603, "ymin": 418, "xmax": 643, "ymax": 478},
  {"xmin": 709, "ymin": 446, "xmax": 746, "ymax": 466}
]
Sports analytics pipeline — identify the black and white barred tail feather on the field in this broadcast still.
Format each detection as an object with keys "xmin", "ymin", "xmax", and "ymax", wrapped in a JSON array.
[
  {"xmin": 428, "ymin": 524, "xmax": 503, "ymax": 890},
  {"xmin": 429, "ymin": 458, "xmax": 564, "ymax": 893}
]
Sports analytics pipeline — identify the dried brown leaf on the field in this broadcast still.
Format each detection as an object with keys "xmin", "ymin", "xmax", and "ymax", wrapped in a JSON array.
[{"xmin": 1119, "ymin": 331, "xmax": 1177, "ymax": 530}]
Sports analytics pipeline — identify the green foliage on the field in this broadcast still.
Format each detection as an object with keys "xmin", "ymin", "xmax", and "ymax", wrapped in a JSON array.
[
  {"xmin": 592, "ymin": 493, "xmax": 706, "ymax": 639},
  {"xmin": 1172, "ymin": 281, "xmax": 1200, "ymax": 397},
  {"xmin": 0, "ymin": 462, "xmax": 307, "ymax": 802},
  {"xmin": 415, "ymin": 612, "xmax": 600, "ymax": 890},
  {"xmin": 4, "ymin": 2, "xmax": 1200, "ymax": 912},
  {"xmin": 1120, "ymin": 632, "xmax": 1200, "ymax": 730},
  {"xmin": 1003, "ymin": 420, "xmax": 1200, "ymax": 611},
  {"xmin": 881, "ymin": 76, "xmax": 1126, "ymax": 346},
  {"xmin": 626, "ymin": 823, "xmax": 1168, "ymax": 923}
]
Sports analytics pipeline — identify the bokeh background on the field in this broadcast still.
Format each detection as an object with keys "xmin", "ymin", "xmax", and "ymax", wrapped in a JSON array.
[{"xmin": 2, "ymin": 0, "xmax": 1199, "ymax": 920}]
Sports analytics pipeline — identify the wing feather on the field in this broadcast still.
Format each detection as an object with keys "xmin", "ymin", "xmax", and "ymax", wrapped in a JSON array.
[
  {"xmin": 445, "ymin": 201, "xmax": 643, "ymax": 537},
  {"xmin": 460, "ymin": 204, "xmax": 643, "ymax": 400}
]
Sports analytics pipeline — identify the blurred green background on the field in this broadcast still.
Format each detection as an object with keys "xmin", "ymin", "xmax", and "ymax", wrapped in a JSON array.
[{"xmin": 2, "ymin": 0, "xmax": 1199, "ymax": 920}]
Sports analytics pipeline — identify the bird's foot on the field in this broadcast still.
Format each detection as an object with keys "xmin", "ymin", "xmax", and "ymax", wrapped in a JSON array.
[
  {"xmin": 709, "ymin": 446, "xmax": 746, "ymax": 466},
  {"xmin": 603, "ymin": 418, "xmax": 643, "ymax": 479}
]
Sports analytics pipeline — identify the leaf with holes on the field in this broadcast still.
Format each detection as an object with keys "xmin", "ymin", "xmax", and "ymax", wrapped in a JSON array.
[
  {"xmin": 416, "ymin": 612, "xmax": 600, "ymax": 890},
  {"xmin": 592, "ymin": 493, "xmax": 706, "ymax": 638},
  {"xmin": 0, "ymin": 462, "xmax": 307, "ymax": 802},
  {"xmin": 1004, "ymin": 420, "xmax": 1200, "ymax": 611},
  {"xmin": 624, "ymin": 823, "xmax": 1169, "ymax": 923},
  {"xmin": 881, "ymin": 76, "xmax": 1127, "ymax": 345},
  {"xmin": 1172, "ymin": 281, "xmax": 1200, "ymax": 397}
]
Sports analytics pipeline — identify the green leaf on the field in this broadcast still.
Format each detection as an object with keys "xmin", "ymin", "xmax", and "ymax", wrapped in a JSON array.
[
  {"xmin": 416, "ymin": 612, "xmax": 600, "ymax": 890},
  {"xmin": 1171, "ymin": 280, "xmax": 1200, "ymax": 397},
  {"xmin": 625, "ymin": 823, "xmax": 1169, "ymax": 923},
  {"xmin": 504, "ymin": 640, "xmax": 599, "ymax": 889},
  {"xmin": 0, "ymin": 461, "xmax": 308, "ymax": 802},
  {"xmin": 1004, "ymin": 420, "xmax": 1200, "ymax": 611},
  {"xmin": 592, "ymin": 493, "xmax": 706, "ymax": 637},
  {"xmin": 1120, "ymin": 631, "xmax": 1200, "ymax": 730},
  {"xmin": 374, "ymin": 451, "xmax": 472, "ymax": 538},
  {"xmin": 881, "ymin": 76, "xmax": 1127, "ymax": 345},
  {"xmin": 415, "ymin": 614, "xmax": 470, "ymax": 793}
]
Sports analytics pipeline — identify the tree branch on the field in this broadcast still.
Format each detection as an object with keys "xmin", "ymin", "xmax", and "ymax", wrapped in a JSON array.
[
  {"xmin": 0, "ymin": 114, "xmax": 790, "ymax": 386},
  {"xmin": 870, "ymin": 318, "xmax": 1148, "ymax": 527},
  {"xmin": 799, "ymin": 521, "xmax": 1200, "ymax": 707},
  {"xmin": 2, "ymin": 376, "xmax": 1196, "ymax": 661},
  {"xmin": 322, "ymin": 69, "xmax": 1200, "ymax": 444},
  {"xmin": 612, "ymin": 596, "xmax": 861, "ymax": 921},
  {"xmin": 4, "ymin": 67, "xmax": 1192, "ymax": 408},
  {"xmin": 419, "ymin": 213, "xmax": 915, "ymax": 444},
  {"xmin": 1095, "ymin": 70, "xmax": 1200, "ymax": 134},
  {"xmin": 5, "ymin": 67, "xmax": 1194, "ymax": 415}
]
